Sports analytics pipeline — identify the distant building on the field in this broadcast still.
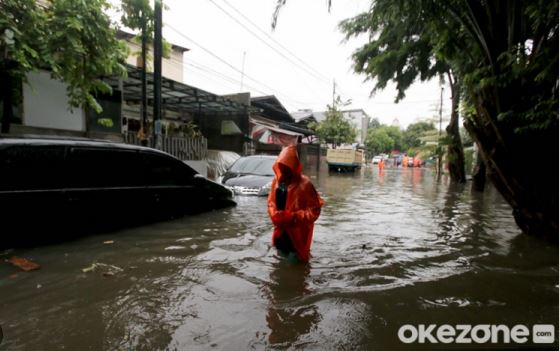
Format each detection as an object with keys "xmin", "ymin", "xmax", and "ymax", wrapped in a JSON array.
[
  {"xmin": 342, "ymin": 109, "xmax": 369, "ymax": 145},
  {"xmin": 294, "ymin": 108, "xmax": 369, "ymax": 146}
]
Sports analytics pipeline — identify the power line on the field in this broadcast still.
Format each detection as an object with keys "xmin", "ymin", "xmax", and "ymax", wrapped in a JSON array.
[
  {"xmin": 212, "ymin": 0, "xmax": 331, "ymax": 84},
  {"xmin": 171, "ymin": 61, "xmax": 315, "ymax": 119},
  {"xmin": 165, "ymin": 7, "xmax": 364, "ymax": 113},
  {"xmin": 212, "ymin": 0, "xmax": 338, "ymax": 106},
  {"xmin": 165, "ymin": 22, "xmax": 315, "ymax": 107},
  {"xmin": 165, "ymin": 57, "xmax": 328, "ymax": 118},
  {"xmin": 165, "ymin": 54, "xmax": 319, "ymax": 108}
]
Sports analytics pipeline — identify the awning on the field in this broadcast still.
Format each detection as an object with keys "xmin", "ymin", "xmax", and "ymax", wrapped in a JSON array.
[
  {"xmin": 104, "ymin": 65, "xmax": 251, "ymax": 114},
  {"xmin": 251, "ymin": 123, "xmax": 303, "ymax": 146}
]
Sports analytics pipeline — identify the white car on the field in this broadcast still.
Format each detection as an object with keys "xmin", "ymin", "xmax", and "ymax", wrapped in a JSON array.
[{"xmin": 372, "ymin": 156, "xmax": 383, "ymax": 164}]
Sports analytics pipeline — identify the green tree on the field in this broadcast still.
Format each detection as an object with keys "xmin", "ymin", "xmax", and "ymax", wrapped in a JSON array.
[
  {"xmin": 339, "ymin": 0, "xmax": 466, "ymax": 182},
  {"xmin": 365, "ymin": 127, "xmax": 393, "ymax": 156},
  {"xmin": 310, "ymin": 105, "xmax": 356, "ymax": 147},
  {"xmin": 383, "ymin": 126, "xmax": 403, "ymax": 152},
  {"xmin": 1, "ymin": 0, "xmax": 48, "ymax": 133},
  {"xmin": 344, "ymin": 0, "xmax": 559, "ymax": 238},
  {"xmin": 0, "ymin": 0, "xmax": 127, "ymax": 133},
  {"xmin": 274, "ymin": 0, "xmax": 559, "ymax": 238},
  {"xmin": 403, "ymin": 122, "xmax": 436, "ymax": 149},
  {"xmin": 368, "ymin": 116, "xmax": 381, "ymax": 130}
]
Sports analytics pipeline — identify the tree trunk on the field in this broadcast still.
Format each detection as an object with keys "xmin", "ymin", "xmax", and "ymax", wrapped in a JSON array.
[
  {"xmin": 471, "ymin": 149, "xmax": 486, "ymax": 192},
  {"xmin": 464, "ymin": 104, "xmax": 559, "ymax": 238},
  {"xmin": 445, "ymin": 75, "xmax": 466, "ymax": 183},
  {"xmin": 457, "ymin": 1, "xmax": 559, "ymax": 238}
]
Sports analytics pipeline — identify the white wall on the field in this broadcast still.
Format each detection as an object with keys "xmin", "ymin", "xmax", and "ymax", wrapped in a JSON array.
[
  {"xmin": 343, "ymin": 110, "xmax": 368, "ymax": 145},
  {"xmin": 23, "ymin": 70, "xmax": 85, "ymax": 132},
  {"xmin": 125, "ymin": 41, "xmax": 185, "ymax": 83}
]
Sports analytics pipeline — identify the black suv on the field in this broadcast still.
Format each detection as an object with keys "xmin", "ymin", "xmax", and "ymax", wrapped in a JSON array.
[{"xmin": 0, "ymin": 137, "xmax": 235, "ymax": 247}]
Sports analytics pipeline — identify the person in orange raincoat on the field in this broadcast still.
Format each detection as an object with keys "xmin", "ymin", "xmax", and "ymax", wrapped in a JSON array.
[
  {"xmin": 378, "ymin": 158, "xmax": 385, "ymax": 171},
  {"xmin": 268, "ymin": 145, "xmax": 324, "ymax": 262}
]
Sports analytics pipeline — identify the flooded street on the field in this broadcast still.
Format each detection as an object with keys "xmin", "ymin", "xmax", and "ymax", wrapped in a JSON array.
[{"xmin": 2, "ymin": 166, "xmax": 559, "ymax": 350}]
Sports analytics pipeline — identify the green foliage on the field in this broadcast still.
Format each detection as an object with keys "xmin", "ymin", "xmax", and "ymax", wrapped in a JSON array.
[
  {"xmin": 121, "ymin": 0, "xmax": 154, "ymax": 34},
  {"xmin": 410, "ymin": 143, "xmax": 437, "ymax": 160},
  {"xmin": 368, "ymin": 117, "xmax": 381, "ymax": 130},
  {"xmin": 365, "ymin": 126, "xmax": 395, "ymax": 155},
  {"xmin": 403, "ymin": 121, "xmax": 436, "ymax": 149},
  {"xmin": 121, "ymin": 0, "xmax": 172, "ymax": 63},
  {"xmin": 0, "ymin": 0, "xmax": 127, "ymax": 113},
  {"xmin": 1, "ymin": 0, "xmax": 48, "ymax": 80},
  {"xmin": 364, "ymin": 121, "xmax": 436, "ymax": 156},
  {"xmin": 272, "ymin": 0, "xmax": 331, "ymax": 29},
  {"xmin": 310, "ymin": 105, "xmax": 356, "ymax": 147},
  {"xmin": 47, "ymin": 0, "xmax": 127, "ymax": 112},
  {"xmin": 97, "ymin": 118, "xmax": 114, "ymax": 128},
  {"xmin": 339, "ymin": 0, "xmax": 449, "ymax": 102},
  {"xmin": 383, "ymin": 126, "xmax": 403, "ymax": 151}
]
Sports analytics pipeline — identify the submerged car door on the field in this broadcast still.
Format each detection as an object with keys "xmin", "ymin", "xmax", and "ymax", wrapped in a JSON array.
[
  {"xmin": 65, "ymin": 146, "xmax": 154, "ymax": 225},
  {"xmin": 141, "ymin": 150, "xmax": 198, "ymax": 216},
  {"xmin": 0, "ymin": 144, "xmax": 68, "ymax": 233}
]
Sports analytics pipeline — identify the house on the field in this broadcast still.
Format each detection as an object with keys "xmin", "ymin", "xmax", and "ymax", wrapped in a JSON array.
[
  {"xmin": 6, "ymin": 30, "xmax": 250, "ymax": 161},
  {"xmin": 292, "ymin": 108, "xmax": 370, "ymax": 146},
  {"xmin": 341, "ymin": 109, "xmax": 369, "ymax": 145},
  {"xmin": 250, "ymin": 95, "xmax": 301, "ymax": 150}
]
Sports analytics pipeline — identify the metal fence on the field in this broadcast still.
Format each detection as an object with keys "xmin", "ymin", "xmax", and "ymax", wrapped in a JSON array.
[{"xmin": 124, "ymin": 133, "xmax": 207, "ymax": 160}]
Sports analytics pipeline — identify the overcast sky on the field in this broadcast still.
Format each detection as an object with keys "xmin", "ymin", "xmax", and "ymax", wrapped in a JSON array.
[{"xmin": 158, "ymin": 0, "xmax": 452, "ymax": 128}]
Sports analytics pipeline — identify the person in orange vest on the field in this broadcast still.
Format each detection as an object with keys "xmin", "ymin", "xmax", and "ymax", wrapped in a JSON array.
[
  {"xmin": 413, "ymin": 157, "xmax": 421, "ymax": 167},
  {"xmin": 378, "ymin": 158, "xmax": 385, "ymax": 171},
  {"xmin": 402, "ymin": 155, "xmax": 409, "ymax": 167},
  {"xmin": 268, "ymin": 145, "xmax": 324, "ymax": 262}
]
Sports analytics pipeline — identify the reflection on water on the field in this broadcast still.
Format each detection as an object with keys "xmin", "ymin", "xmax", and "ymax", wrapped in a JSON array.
[
  {"xmin": 1, "ymin": 166, "xmax": 559, "ymax": 350},
  {"xmin": 265, "ymin": 261, "xmax": 317, "ymax": 347}
]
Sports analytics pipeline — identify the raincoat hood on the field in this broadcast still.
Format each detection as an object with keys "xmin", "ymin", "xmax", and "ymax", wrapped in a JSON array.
[{"xmin": 273, "ymin": 145, "xmax": 302, "ymax": 179}]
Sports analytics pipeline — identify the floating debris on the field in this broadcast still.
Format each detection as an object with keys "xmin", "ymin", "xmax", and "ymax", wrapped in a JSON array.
[
  {"xmin": 6, "ymin": 256, "xmax": 40, "ymax": 272},
  {"xmin": 165, "ymin": 246, "xmax": 186, "ymax": 251},
  {"xmin": 81, "ymin": 263, "xmax": 123, "ymax": 275}
]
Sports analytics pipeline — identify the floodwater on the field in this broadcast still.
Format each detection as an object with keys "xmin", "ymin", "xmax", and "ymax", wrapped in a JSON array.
[{"xmin": 1, "ymin": 166, "xmax": 559, "ymax": 350}]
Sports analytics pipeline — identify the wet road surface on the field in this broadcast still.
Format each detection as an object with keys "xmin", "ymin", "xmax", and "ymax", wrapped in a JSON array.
[{"xmin": 1, "ymin": 166, "xmax": 559, "ymax": 350}]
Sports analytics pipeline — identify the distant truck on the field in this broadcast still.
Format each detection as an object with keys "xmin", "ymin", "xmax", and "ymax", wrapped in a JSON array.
[{"xmin": 326, "ymin": 148, "xmax": 364, "ymax": 172}]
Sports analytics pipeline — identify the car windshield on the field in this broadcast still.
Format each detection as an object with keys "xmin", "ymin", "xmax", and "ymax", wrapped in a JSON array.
[{"xmin": 229, "ymin": 157, "xmax": 275, "ymax": 176}]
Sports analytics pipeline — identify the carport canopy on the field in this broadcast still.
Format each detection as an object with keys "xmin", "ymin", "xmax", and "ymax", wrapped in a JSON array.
[{"xmin": 104, "ymin": 65, "xmax": 250, "ymax": 115}]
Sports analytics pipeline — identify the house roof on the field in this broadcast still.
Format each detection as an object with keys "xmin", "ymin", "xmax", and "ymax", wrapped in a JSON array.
[
  {"xmin": 104, "ymin": 65, "xmax": 250, "ymax": 114},
  {"xmin": 251, "ymin": 95, "xmax": 293, "ymax": 123}
]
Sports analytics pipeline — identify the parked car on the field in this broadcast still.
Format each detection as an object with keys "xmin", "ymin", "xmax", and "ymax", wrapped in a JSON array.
[
  {"xmin": 205, "ymin": 149, "xmax": 241, "ymax": 183},
  {"xmin": 222, "ymin": 155, "xmax": 276, "ymax": 196},
  {"xmin": 372, "ymin": 155, "xmax": 383, "ymax": 164},
  {"xmin": 0, "ymin": 137, "xmax": 235, "ymax": 248}
]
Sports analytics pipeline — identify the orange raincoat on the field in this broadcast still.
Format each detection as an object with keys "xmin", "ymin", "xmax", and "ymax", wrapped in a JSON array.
[{"xmin": 268, "ymin": 146, "xmax": 324, "ymax": 262}]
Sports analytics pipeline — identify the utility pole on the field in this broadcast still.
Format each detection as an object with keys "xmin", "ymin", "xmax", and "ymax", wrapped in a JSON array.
[
  {"xmin": 438, "ymin": 86, "xmax": 444, "ymax": 177},
  {"xmin": 140, "ymin": 16, "xmax": 148, "ymax": 146},
  {"xmin": 153, "ymin": 0, "xmax": 162, "ymax": 149},
  {"xmin": 240, "ymin": 51, "xmax": 246, "ymax": 92}
]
